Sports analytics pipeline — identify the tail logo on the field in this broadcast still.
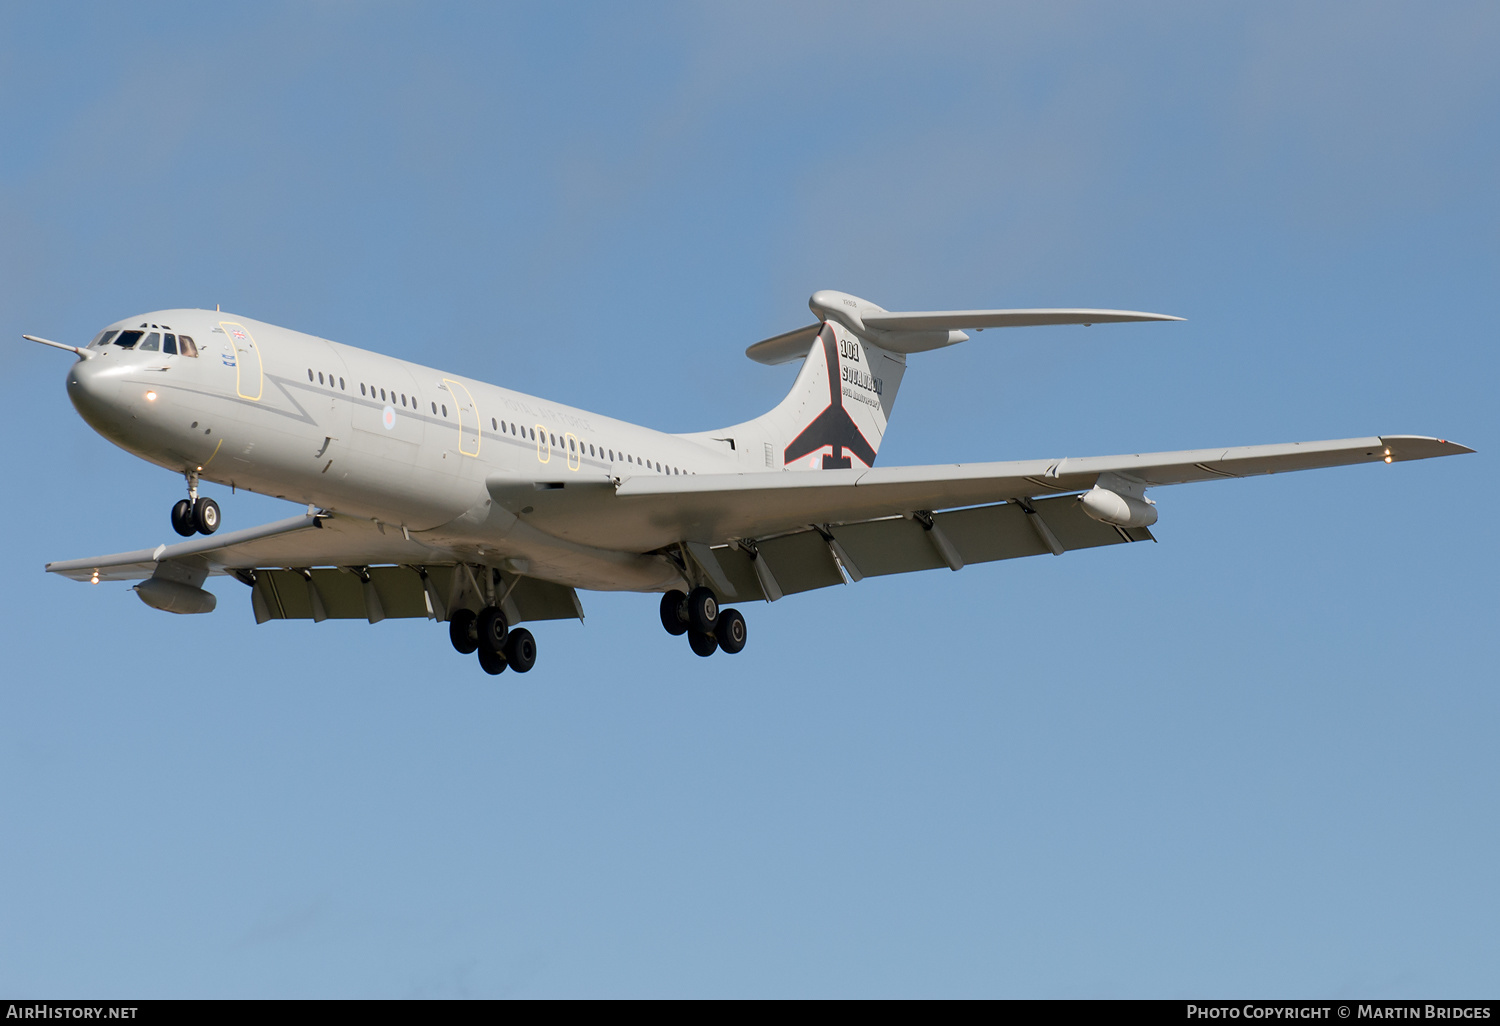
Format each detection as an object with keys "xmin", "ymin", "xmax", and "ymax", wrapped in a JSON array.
[{"xmin": 783, "ymin": 324, "xmax": 877, "ymax": 469}]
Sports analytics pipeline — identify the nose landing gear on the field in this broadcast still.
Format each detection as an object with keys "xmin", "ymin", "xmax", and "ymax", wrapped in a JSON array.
[
  {"xmin": 660, "ymin": 588, "xmax": 748, "ymax": 658},
  {"xmin": 170, "ymin": 472, "xmax": 220, "ymax": 537}
]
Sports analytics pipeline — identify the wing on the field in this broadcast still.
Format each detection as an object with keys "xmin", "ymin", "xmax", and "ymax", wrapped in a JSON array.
[
  {"xmin": 679, "ymin": 433, "xmax": 1471, "ymax": 599},
  {"xmin": 488, "ymin": 434, "xmax": 1472, "ymax": 600},
  {"xmin": 46, "ymin": 511, "xmax": 584, "ymax": 626}
]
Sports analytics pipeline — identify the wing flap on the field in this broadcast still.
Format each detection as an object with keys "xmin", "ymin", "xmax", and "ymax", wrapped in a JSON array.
[
  {"xmin": 829, "ymin": 494, "xmax": 1143, "ymax": 579},
  {"xmin": 698, "ymin": 495, "xmax": 1151, "ymax": 601},
  {"xmin": 254, "ymin": 566, "xmax": 430, "ymax": 621},
  {"xmin": 250, "ymin": 564, "xmax": 582, "ymax": 625}
]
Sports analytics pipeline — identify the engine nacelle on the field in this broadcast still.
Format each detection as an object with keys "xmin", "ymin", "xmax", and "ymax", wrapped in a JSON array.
[
  {"xmin": 134, "ymin": 578, "xmax": 217, "ymax": 615},
  {"xmin": 1079, "ymin": 485, "xmax": 1158, "ymax": 528}
]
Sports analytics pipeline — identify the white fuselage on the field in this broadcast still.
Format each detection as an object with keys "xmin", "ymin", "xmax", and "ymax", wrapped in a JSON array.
[{"xmin": 67, "ymin": 309, "xmax": 761, "ymax": 592}]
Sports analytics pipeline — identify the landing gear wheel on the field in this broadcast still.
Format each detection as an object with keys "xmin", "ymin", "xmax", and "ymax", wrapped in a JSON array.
[
  {"xmin": 477, "ymin": 645, "xmax": 508, "ymax": 675},
  {"xmin": 503, "ymin": 628, "xmax": 537, "ymax": 673},
  {"xmin": 686, "ymin": 586, "xmax": 719, "ymax": 635},
  {"xmin": 171, "ymin": 499, "xmax": 195, "ymax": 537},
  {"xmin": 659, "ymin": 590, "xmax": 689, "ymax": 636},
  {"xmin": 477, "ymin": 606, "xmax": 508, "ymax": 653},
  {"xmin": 688, "ymin": 629, "xmax": 718, "ymax": 657},
  {"xmin": 715, "ymin": 608, "xmax": 747, "ymax": 654},
  {"xmin": 449, "ymin": 609, "xmax": 478, "ymax": 654},
  {"xmin": 192, "ymin": 496, "xmax": 220, "ymax": 535}
]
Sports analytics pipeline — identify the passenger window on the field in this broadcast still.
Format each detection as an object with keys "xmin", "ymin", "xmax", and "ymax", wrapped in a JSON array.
[
  {"xmin": 178, "ymin": 335, "xmax": 197, "ymax": 357},
  {"xmin": 339, "ymin": 377, "xmax": 345, "ymax": 390},
  {"xmin": 589, "ymin": 444, "xmax": 595, "ymax": 456},
  {"xmin": 139, "ymin": 332, "xmax": 160, "ymax": 352},
  {"xmin": 361, "ymin": 384, "xmax": 367, "ymax": 396},
  {"xmin": 380, "ymin": 389, "xmax": 386, "ymax": 401},
  {"xmin": 569, "ymin": 437, "xmax": 575, "ymax": 451},
  {"xmin": 163, "ymin": 334, "xmax": 178, "ymax": 355},
  {"xmin": 401, "ymin": 394, "xmax": 406, "ymax": 407},
  {"xmin": 442, "ymin": 405, "xmax": 447, "ymax": 417},
  {"xmin": 431, "ymin": 402, "xmax": 437, "ymax": 414},
  {"xmin": 319, "ymin": 372, "xmax": 325, "ymax": 385},
  {"xmin": 491, "ymin": 418, "xmax": 497, "ymax": 430}
]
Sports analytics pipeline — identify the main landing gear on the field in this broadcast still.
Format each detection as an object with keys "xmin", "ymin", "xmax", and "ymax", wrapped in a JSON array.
[
  {"xmin": 660, "ymin": 587, "xmax": 747, "ymax": 657},
  {"xmin": 170, "ymin": 472, "xmax": 219, "ymax": 537},
  {"xmin": 449, "ymin": 606, "xmax": 537, "ymax": 676}
]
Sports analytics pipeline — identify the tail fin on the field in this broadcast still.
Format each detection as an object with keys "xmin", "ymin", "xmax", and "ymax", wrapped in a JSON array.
[
  {"xmin": 680, "ymin": 292, "xmax": 915, "ymax": 471},
  {"xmin": 683, "ymin": 290, "xmax": 1181, "ymax": 472},
  {"xmin": 766, "ymin": 318, "xmax": 907, "ymax": 470}
]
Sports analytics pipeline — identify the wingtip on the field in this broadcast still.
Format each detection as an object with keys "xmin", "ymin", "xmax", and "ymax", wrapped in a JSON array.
[{"xmin": 1380, "ymin": 435, "xmax": 1476, "ymax": 459}]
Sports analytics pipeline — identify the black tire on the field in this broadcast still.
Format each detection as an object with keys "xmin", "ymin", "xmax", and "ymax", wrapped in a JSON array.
[
  {"xmin": 688, "ymin": 629, "xmax": 718, "ymax": 657},
  {"xmin": 715, "ymin": 608, "xmax": 747, "ymax": 654},
  {"xmin": 477, "ymin": 645, "xmax": 508, "ymax": 675},
  {"xmin": 477, "ymin": 606, "xmax": 508, "ymax": 653},
  {"xmin": 659, "ymin": 590, "xmax": 689, "ymax": 636},
  {"xmin": 686, "ymin": 586, "xmax": 719, "ymax": 634},
  {"xmin": 449, "ymin": 609, "xmax": 478, "ymax": 654},
  {"xmin": 193, "ymin": 496, "xmax": 220, "ymax": 535},
  {"xmin": 171, "ymin": 499, "xmax": 195, "ymax": 537},
  {"xmin": 503, "ymin": 628, "xmax": 537, "ymax": 673}
]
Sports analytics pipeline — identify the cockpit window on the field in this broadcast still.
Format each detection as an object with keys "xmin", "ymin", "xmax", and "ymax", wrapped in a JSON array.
[
  {"xmin": 163, "ymin": 334, "xmax": 177, "ymax": 355},
  {"xmin": 139, "ymin": 332, "xmax": 161, "ymax": 352},
  {"xmin": 113, "ymin": 330, "xmax": 143, "ymax": 349},
  {"xmin": 91, "ymin": 330, "xmax": 119, "ymax": 348},
  {"xmin": 178, "ymin": 335, "xmax": 197, "ymax": 358}
]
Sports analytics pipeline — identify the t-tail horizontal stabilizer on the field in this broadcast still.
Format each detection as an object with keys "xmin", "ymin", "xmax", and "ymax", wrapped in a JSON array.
[{"xmin": 744, "ymin": 290, "xmax": 1183, "ymax": 364}]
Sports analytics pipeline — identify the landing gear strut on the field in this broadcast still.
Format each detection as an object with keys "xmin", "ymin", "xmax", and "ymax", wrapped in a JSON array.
[
  {"xmin": 170, "ymin": 472, "xmax": 219, "ymax": 537},
  {"xmin": 660, "ymin": 587, "xmax": 748, "ymax": 657}
]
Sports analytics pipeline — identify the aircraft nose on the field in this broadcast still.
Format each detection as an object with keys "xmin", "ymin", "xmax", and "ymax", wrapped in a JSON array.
[{"xmin": 66, "ymin": 357, "xmax": 123, "ymax": 427}]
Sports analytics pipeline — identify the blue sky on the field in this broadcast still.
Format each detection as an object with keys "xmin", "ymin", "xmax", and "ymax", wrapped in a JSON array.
[{"xmin": 2, "ymin": 2, "xmax": 1496, "ymax": 997}]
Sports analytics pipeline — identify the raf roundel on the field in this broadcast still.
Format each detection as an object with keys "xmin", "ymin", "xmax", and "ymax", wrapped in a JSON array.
[{"xmin": 382, "ymin": 405, "xmax": 396, "ymax": 430}]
